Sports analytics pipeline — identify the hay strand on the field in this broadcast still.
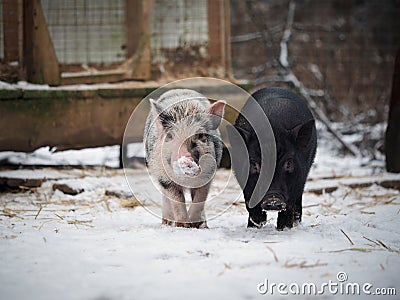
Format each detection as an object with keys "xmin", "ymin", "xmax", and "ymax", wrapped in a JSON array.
[
  {"xmin": 266, "ymin": 246, "xmax": 279, "ymax": 262},
  {"xmin": 340, "ymin": 228, "xmax": 354, "ymax": 245}
]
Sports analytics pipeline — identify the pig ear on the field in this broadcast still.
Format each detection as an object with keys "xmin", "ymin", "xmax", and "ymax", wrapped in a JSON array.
[
  {"xmin": 149, "ymin": 98, "xmax": 163, "ymax": 130},
  {"xmin": 292, "ymin": 119, "xmax": 315, "ymax": 150},
  {"xmin": 207, "ymin": 100, "xmax": 226, "ymax": 130}
]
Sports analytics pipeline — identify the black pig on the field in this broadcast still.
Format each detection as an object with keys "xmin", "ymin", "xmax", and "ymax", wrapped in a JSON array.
[{"xmin": 231, "ymin": 87, "xmax": 317, "ymax": 230}]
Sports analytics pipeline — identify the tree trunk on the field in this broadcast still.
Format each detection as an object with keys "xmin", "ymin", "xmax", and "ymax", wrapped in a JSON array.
[{"xmin": 386, "ymin": 49, "xmax": 400, "ymax": 173}]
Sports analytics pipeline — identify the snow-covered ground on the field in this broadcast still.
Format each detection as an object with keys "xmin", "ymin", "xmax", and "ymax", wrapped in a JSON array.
[{"xmin": 0, "ymin": 124, "xmax": 399, "ymax": 300}]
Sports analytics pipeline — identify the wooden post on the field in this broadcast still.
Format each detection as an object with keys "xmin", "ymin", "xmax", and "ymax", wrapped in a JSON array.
[
  {"xmin": 224, "ymin": 0, "xmax": 232, "ymax": 78},
  {"xmin": 2, "ymin": 0, "xmax": 19, "ymax": 62},
  {"xmin": 125, "ymin": 0, "xmax": 153, "ymax": 80},
  {"xmin": 126, "ymin": 0, "xmax": 142, "ymax": 57},
  {"xmin": 18, "ymin": 0, "xmax": 24, "ymax": 80},
  {"xmin": 385, "ymin": 49, "xmax": 400, "ymax": 173},
  {"xmin": 207, "ymin": 0, "xmax": 231, "ymax": 77},
  {"xmin": 23, "ymin": 0, "xmax": 60, "ymax": 85}
]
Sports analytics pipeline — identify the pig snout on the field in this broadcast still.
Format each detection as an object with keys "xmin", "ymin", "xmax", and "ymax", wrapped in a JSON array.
[
  {"xmin": 261, "ymin": 193, "xmax": 287, "ymax": 212},
  {"xmin": 178, "ymin": 146, "xmax": 194, "ymax": 161},
  {"xmin": 172, "ymin": 144, "xmax": 200, "ymax": 177}
]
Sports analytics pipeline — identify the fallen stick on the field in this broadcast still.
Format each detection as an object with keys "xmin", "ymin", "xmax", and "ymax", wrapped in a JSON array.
[{"xmin": 340, "ymin": 228, "xmax": 354, "ymax": 245}]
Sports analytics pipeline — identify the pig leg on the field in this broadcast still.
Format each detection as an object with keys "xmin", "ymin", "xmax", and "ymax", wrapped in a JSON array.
[
  {"xmin": 188, "ymin": 184, "xmax": 210, "ymax": 228},
  {"xmin": 247, "ymin": 204, "xmax": 267, "ymax": 228},
  {"xmin": 277, "ymin": 207, "xmax": 294, "ymax": 230},
  {"xmin": 293, "ymin": 196, "xmax": 302, "ymax": 224},
  {"xmin": 164, "ymin": 187, "xmax": 190, "ymax": 227},
  {"xmin": 161, "ymin": 195, "xmax": 174, "ymax": 226}
]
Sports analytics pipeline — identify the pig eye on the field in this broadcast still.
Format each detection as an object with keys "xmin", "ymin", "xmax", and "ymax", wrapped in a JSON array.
[
  {"xmin": 195, "ymin": 133, "xmax": 207, "ymax": 143},
  {"xmin": 284, "ymin": 159, "xmax": 294, "ymax": 173},
  {"xmin": 165, "ymin": 132, "xmax": 173, "ymax": 142}
]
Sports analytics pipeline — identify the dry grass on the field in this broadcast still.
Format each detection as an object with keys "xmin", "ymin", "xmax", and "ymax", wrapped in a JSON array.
[
  {"xmin": 266, "ymin": 246, "xmax": 279, "ymax": 262},
  {"xmin": 284, "ymin": 259, "xmax": 327, "ymax": 268},
  {"xmin": 119, "ymin": 197, "xmax": 140, "ymax": 208},
  {"xmin": 1, "ymin": 209, "xmax": 24, "ymax": 219},
  {"xmin": 340, "ymin": 228, "xmax": 354, "ymax": 245}
]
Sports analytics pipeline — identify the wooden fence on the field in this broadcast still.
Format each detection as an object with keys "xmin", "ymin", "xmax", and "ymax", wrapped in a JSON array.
[{"xmin": 1, "ymin": 0, "xmax": 231, "ymax": 85}]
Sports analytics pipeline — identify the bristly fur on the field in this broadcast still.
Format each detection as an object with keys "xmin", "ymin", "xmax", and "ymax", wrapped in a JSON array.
[
  {"xmin": 144, "ymin": 89, "xmax": 223, "ymax": 170},
  {"xmin": 143, "ymin": 89, "xmax": 224, "ymax": 227}
]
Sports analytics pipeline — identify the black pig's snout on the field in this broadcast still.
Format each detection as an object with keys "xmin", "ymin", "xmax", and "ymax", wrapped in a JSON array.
[{"xmin": 261, "ymin": 194, "xmax": 287, "ymax": 212}]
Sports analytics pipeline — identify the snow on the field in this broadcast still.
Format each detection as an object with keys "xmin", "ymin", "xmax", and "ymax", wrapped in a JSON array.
[
  {"xmin": 0, "ymin": 169, "xmax": 77, "ymax": 180},
  {"xmin": 0, "ymin": 146, "xmax": 121, "ymax": 168},
  {"xmin": 0, "ymin": 143, "xmax": 147, "ymax": 168},
  {"xmin": 173, "ymin": 156, "xmax": 200, "ymax": 176},
  {"xmin": 308, "ymin": 63, "xmax": 323, "ymax": 82},
  {"xmin": 0, "ymin": 78, "xmax": 237, "ymax": 92},
  {"xmin": 1, "ymin": 80, "xmax": 115, "ymax": 91},
  {"xmin": 279, "ymin": 41, "xmax": 289, "ymax": 68},
  {"xmin": 1, "ymin": 126, "xmax": 400, "ymax": 299}
]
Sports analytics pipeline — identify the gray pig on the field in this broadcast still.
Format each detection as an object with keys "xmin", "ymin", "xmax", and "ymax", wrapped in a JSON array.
[{"xmin": 144, "ymin": 89, "xmax": 226, "ymax": 228}]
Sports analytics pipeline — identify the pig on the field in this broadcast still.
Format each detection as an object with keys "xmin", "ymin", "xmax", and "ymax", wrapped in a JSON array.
[
  {"xmin": 231, "ymin": 87, "xmax": 317, "ymax": 230},
  {"xmin": 144, "ymin": 89, "xmax": 226, "ymax": 228}
]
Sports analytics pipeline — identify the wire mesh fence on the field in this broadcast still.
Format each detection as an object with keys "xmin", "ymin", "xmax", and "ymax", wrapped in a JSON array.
[
  {"xmin": 40, "ymin": 0, "xmax": 126, "ymax": 65},
  {"xmin": 151, "ymin": 0, "xmax": 208, "ymax": 62},
  {"xmin": 28, "ymin": 0, "xmax": 210, "ymax": 65}
]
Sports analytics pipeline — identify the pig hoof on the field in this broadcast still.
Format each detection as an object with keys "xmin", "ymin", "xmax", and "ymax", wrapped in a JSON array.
[
  {"xmin": 277, "ymin": 222, "xmax": 293, "ymax": 231},
  {"xmin": 248, "ymin": 217, "xmax": 266, "ymax": 228},
  {"xmin": 277, "ymin": 223, "xmax": 293, "ymax": 231},
  {"xmin": 261, "ymin": 197, "xmax": 287, "ymax": 212},
  {"xmin": 162, "ymin": 218, "xmax": 174, "ymax": 226},
  {"xmin": 175, "ymin": 222, "xmax": 190, "ymax": 228},
  {"xmin": 293, "ymin": 219, "xmax": 301, "ymax": 226},
  {"xmin": 190, "ymin": 221, "xmax": 208, "ymax": 229},
  {"xmin": 294, "ymin": 212, "xmax": 302, "ymax": 223}
]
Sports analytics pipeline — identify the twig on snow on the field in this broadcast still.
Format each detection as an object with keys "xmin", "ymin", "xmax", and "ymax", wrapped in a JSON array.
[
  {"xmin": 266, "ymin": 246, "xmax": 279, "ymax": 262},
  {"xmin": 340, "ymin": 228, "xmax": 354, "ymax": 245}
]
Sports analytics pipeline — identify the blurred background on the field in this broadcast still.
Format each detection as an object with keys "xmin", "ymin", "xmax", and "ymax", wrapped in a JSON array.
[{"xmin": 0, "ymin": 0, "xmax": 399, "ymax": 171}]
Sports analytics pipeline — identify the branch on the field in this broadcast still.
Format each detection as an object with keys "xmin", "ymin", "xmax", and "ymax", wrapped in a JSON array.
[
  {"xmin": 285, "ymin": 72, "xmax": 361, "ymax": 157},
  {"xmin": 279, "ymin": 1, "xmax": 295, "ymax": 68},
  {"xmin": 254, "ymin": 0, "xmax": 361, "ymax": 157},
  {"xmin": 245, "ymin": 0, "xmax": 276, "ymax": 48},
  {"xmin": 230, "ymin": 32, "xmax": 262, "ymax": 43}
]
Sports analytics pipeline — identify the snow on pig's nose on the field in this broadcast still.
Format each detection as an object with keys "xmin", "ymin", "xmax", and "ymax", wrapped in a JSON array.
[{"xmin": 178, "ymin": 145, "xmax": 193, "ymax": 161}]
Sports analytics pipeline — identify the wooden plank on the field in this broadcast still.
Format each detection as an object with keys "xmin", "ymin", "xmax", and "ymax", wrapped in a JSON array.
[
  {"xmin": 61, "ymin": 70, "xmax": 127, "ymax": 85},
  {"xmin": 23, "ymin": 0, "xmax": 60, "ymax": 85},
  {"xmin": 126, "ymin": 0, "xmax": 142, "ymax": 57},
  {"xmin": 224, "ymin": 0, "xmax": 232, "ymax": 78},
  {"xmin": 18, "ymin": 0, "xmax": 24, "ymax": 80},
  {"xmin": 207, "ymin": 0, "xmax": 223, "ymax": 65},
  {"xmin": 207, "ymin": 0, "xmax": 231, "ymax": 76},
  {"xmin": 125, "ymin": 0, "xmax": 153, "ymax": 80},
  {"xmin": 61, "ymin": 74, "xmax": 125, "ymax": 86},
  {"xmin": 305, "ymin": 174, "xmax": 400, "ymax": 194},
  {"xmin": 0, "ymin": 81, "xmax": 252, "ymax": 152},
  {"xmin": 0, "ymin": 92, "xmax": 143, "ymax": 152},
  {"xmin": 2, "ymin": 0, "xmax": 19, "ymax": 61}
]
